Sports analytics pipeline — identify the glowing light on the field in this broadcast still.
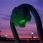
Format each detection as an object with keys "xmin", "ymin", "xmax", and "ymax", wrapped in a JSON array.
[
  {"xmin": 5, "ymin": 34, "xmax": 7, "ymax": 37},
  {"xmin": 31, "ymin": 31, "xmax": 34, "ymax": 35},
  {"xmin": 20, "ymin": 20, "xmax": 25, "ymax": 24}
]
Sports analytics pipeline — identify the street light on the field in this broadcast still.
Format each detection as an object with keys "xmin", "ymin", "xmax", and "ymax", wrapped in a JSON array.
[
  {"xmin": 31, "ymin": 31, "xmax": 34, "ymax": 40},
  {"xmin": 5, "ymin": 34, "xmax": 7, "ymax": 38}
]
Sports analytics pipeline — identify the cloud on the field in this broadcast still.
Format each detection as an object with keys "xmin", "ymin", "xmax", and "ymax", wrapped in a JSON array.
[
  {"xmin": 0, "ymin": 13, "xmax": 10, "ymax": 17},
  {"xmin": 0, "ymin": 13, "xmax": 10, "ymax": 20},
  {"xmin": 1, "ymin": 17, "xmax": 10, "ymax": 20}
]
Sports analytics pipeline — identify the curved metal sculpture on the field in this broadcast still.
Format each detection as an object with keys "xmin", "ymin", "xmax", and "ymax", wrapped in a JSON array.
[{"xmin": 10, "ymin": 4, "xmax": 43, "ymax": 43}]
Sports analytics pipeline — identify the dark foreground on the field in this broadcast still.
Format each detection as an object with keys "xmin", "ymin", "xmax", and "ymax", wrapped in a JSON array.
[{"xmin": 0, "ymin": 40, "xmax": 40, "ymax": 43}]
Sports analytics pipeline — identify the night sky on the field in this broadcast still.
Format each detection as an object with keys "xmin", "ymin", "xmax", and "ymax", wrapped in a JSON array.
[{"xmin": 0, "ymin": 0, "xmax": 43, "ymax": 38}]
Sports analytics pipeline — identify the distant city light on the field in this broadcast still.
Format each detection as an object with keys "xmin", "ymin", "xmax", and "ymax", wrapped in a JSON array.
[
  {"xmin": 5, "ymin": 34, "xmax": 7, "ymax": 37},
  {"xmin": 31, "ymin": 31, "xmax": 34, "ymax": 35}
]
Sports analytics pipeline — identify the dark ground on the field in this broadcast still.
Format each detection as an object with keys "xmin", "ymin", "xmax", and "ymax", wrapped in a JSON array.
[
  {"xmin": 0, "ymin": 40, "xmax": 40, "ymax": 43},
  {"xmin": 0, "ymin": 37, "xmax": 40, "ymax": 43}
]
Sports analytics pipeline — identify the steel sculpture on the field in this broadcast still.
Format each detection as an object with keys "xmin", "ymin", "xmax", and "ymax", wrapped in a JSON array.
[{"xmin": 10, "ymin": 4, "xmax": 43, "ymax": 43}]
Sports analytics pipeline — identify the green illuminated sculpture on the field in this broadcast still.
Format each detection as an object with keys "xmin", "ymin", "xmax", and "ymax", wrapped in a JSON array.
[{"xmin": 10, "ymin": 4, "xmax": 43, "ymax": 43}]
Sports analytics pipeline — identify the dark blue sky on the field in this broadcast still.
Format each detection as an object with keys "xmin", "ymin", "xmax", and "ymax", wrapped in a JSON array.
[{"xmin": 0, "ymin": 0, "xmax": 43, "ymax": 38}]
